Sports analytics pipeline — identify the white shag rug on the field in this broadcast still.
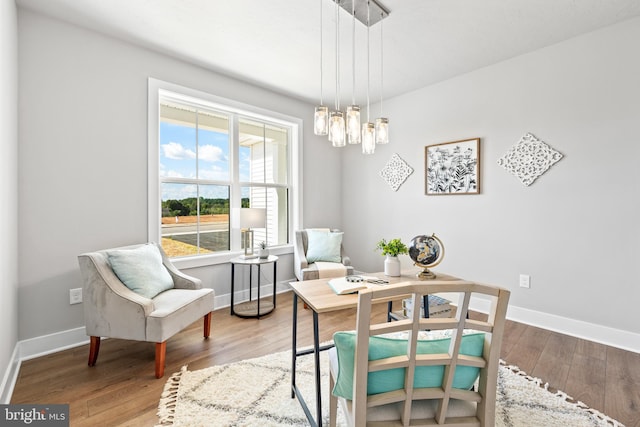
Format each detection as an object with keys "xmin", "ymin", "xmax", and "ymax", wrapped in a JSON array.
[{"xmin": 156, "ymin": 349, "xmax": 624, "ymax": 427}]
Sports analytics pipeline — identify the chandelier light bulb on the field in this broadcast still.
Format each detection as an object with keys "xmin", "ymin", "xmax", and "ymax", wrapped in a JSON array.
[
  {"xmin": 314, "ymin": 106, "xmax": 329, "ymax": 135},
  {"xmin": 375, "ymin": 117, "xmax": 389, "ymax": 144},
  {"xmin": 362, "ymin": 122, "xmax": 376, "ymax": 154},
  {"xmin": 346, "ymin": 105, "xmax": 361, "ymax": 144},
  {"xmin": 329, "ymin": 111, "xmax": 346, "ymax": 147}
]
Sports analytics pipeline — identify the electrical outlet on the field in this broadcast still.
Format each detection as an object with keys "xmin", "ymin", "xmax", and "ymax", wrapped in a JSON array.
[
  {"xmin": 519, "ymin": 274, "xmax": 530, "ymax": 289},
  {"xmin": 69, "ymin": 288, "xmax": 83, "ymax": 304}
]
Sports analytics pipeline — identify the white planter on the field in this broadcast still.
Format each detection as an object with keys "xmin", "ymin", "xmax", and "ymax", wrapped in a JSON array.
[
  {"xmin": 384, "ymin": 255, "xmax": 401, "ymax": 277},
  {"xmin": 258, "ymin": 248, "xmax": 269, "ymax": 259}
]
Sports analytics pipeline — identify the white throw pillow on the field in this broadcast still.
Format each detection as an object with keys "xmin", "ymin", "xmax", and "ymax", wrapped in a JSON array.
[{"xmin": 108, "ymin": 244, "xmax": 174, "ymax": 299}]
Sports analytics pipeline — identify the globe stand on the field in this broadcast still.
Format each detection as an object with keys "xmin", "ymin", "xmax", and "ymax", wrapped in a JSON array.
[{"xmin": 415, "ymin": 264, "xmax": 437, "ymax": 280}]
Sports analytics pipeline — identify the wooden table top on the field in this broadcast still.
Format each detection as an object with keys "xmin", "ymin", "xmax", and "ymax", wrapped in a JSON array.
[{"xmin": 289, "ymin": 269, "xmax": 462, "ymax": 314}]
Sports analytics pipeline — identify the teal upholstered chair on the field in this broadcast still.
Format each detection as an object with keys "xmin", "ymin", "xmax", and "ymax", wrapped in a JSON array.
[{"xmin": 77, "ymin": 242, "xmax": 215, "ymax": 378}]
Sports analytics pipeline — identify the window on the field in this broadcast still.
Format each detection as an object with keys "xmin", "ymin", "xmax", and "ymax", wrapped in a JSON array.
[{"xmin": 148, "ymin": 79, "xmax": 301, "ymax": 265}]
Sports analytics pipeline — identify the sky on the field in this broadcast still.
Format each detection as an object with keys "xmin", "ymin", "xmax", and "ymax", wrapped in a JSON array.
[{"xmin": 160, "ymin": 122, "xmax": 250, "ymax": 201}]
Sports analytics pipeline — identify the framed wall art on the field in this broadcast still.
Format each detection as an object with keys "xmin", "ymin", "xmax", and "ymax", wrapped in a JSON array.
[{"xmin": 425, "ymin": 138, "xmax": 480, "ymax": 195}]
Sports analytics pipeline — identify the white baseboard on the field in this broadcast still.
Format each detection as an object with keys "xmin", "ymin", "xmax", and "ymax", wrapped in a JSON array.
[
  {"xmin": 469, "ymin": 296, "xmax": 640, "ymax": 354},
  {"xmin": 0, "ymin": 346, "xmax": 20, "ymax": 404},
  {"xmin": 2, "ymin": 287, "xmax": 637, "ymax": 404}
]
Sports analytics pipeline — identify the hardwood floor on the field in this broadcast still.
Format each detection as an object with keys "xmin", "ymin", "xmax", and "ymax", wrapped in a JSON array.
[{"xmin": 10, "ymin": 291, "xmax": 640, "ymax": 426}]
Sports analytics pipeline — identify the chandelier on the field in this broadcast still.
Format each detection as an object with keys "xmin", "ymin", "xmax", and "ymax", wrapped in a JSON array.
[{"xmin": 313, "ymin": 0, "xmax": 390, "ymax": 154}]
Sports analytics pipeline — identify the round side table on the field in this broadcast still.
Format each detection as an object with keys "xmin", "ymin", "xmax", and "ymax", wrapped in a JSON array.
[{"xmin": 230, "ymin": 255, "xmax": 278, "ymax": 318}]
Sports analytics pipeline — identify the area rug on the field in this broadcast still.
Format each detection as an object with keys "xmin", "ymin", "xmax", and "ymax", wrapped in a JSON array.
[{"xmin": 156, "ymin": 349, "xmax": 624, "ymax": 427}]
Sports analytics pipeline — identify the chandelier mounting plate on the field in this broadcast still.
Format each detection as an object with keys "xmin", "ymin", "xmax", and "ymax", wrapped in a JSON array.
[{"xmin": 332, "ymin": 0, "xmax": 390, "ymax": 27}]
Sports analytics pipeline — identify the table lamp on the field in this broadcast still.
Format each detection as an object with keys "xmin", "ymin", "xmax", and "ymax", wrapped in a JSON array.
[{"xmin": 240, "ymin": 208, "xmax": 266, "ymax": 259}]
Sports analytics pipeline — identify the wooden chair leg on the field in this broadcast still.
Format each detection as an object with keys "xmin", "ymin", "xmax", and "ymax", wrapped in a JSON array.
[
  {"xmin": 329, "ymin": 371, "xmax": 338, "ymax": 427},
  {"xmin": 88, "ymin": 336, "xmax": 100, "ymax": 366},
  {"xmin": 155, "ymin": 342, "xmax": 167, "ymax": 378},
  {"xmin": 204, "ymin": 312, "xmax": 212, "ymax": 338}
]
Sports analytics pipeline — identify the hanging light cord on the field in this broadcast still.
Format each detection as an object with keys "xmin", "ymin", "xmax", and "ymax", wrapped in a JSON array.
[
  {"xmin": 351, "ymin": 0, "xmax": 356, "ymax": 106},
  {"xmin": 335, "ymin": 0, "xmax": 341, "ymax": 111},
  {"xmin": 366, "ymin": 0, "xmax": 371, "ymax": 122},
  {"xmin": 379, "ymin": 14, "xmax": 384, "ymax": 115},
  {"xmin": 319, "ymin": 0, "xmax": 323, "ymax": 106}
]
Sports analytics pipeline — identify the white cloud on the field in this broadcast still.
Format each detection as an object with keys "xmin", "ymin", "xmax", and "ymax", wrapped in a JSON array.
[
  {"xmin": 165, "ymin": 170, "xmax": 185, "ymax": 178},
  {"xmin": 199, "ymin": 145, "xmax": 226, "ymax": 163},
  {"xmin": 199, "ymin": 165, "xmax": 229, "ymax": 181},
  {"xmin": 162, "ymin": 142, "xmax": 196, "ymax": 160}
]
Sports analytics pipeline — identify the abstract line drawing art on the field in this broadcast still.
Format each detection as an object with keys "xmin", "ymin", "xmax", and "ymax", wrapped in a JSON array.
[
  {"xmin": 425, "ymin": 138, "xmax": 480, "ymax": 195},
  {"xmin": 380, "ymin": 153, "xmax": 414, "ymax": 191},
  {"xmin": 497, "ymin": 132, "xmax": 563, "ymax": 186}
]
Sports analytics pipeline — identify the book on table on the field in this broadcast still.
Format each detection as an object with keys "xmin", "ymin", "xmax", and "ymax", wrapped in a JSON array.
[{"xmin": 327, "ymin": 276, "xmax": 388, "ymax": 295}]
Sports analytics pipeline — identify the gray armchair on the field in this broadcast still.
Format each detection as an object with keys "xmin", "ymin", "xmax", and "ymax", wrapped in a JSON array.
[
  {"xmin": 77, "ymin": 242, "xmax": 215, "ymax": 378},
  {"xmin": 294, "ymin": 229, "xmax": 354, "ymax": 281}
]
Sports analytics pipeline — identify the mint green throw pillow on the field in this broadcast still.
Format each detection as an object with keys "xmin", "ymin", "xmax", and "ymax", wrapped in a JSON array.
[
  {"xmin": 108, "ymin": 244, "xmax": 174, "ymax": 299},
  {"xmin": 332, "ymin": 331, "xmax": 485, "ymax": 400},
  {"xmin": 306, "ymin": 230, "xmax": 343, "ymax": 263}
]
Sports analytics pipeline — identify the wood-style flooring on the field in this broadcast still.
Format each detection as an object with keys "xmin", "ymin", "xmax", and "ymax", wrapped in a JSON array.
[{"xmin": 10, "ymin": 291, "xmax": 640, "ymax": 426}]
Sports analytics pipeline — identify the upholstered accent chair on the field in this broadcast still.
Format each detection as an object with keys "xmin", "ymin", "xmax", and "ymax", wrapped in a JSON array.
[
  {"xmin": 329, "ymin": 280, "xmax": 510, "ymax": 427},
  {"xmin": 293, "ymin": 229, "xmax": 354, "ymax": 281},
  {"xmin": 77, "ymin": 242, "xmax": 215, "ymax": 378}
]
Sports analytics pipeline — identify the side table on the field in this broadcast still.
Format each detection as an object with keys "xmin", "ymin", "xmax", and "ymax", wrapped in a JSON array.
[{"xmin": 230, "ymin": 255, "xmax": 278, "ymax": 318}]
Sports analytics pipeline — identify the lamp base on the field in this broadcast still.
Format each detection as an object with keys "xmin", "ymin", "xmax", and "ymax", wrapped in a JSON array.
[{"xmin": 238, "ymin": 254, "xmax": 259, "ymax": 260}]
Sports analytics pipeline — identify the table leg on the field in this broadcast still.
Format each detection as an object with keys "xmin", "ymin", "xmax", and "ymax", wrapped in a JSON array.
[
  {"xmin": 313, "ymin": 310, "xmax": 322, "ymax": 425},
  {"xmin": 273, "ymin": 262, "xmax": 277, "ymax": 309},
  {"xmin": 257, "ymin": 264, "xmax": 261, "ymax": 318},
  {"xmin": 291, "ymin": 293, "xmax": 298, "ymax": 399},
  {"xmin": 230, "ymin": 263, "xmax": 235, "ymax": 316},
  {"xmin": 249, "ymin": 264, "xmax": 253, "ymax": 301}
]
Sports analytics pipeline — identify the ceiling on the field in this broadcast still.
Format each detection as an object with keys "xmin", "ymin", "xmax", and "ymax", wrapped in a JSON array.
[{"xmin": 16, "ymin": 0, "xmax": 640, "ymax": 105}]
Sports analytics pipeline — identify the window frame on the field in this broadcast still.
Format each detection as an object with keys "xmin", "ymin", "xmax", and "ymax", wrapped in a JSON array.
[{"xmin": 148, "ymin": 78, "xmax": 303, "ymax": 268}]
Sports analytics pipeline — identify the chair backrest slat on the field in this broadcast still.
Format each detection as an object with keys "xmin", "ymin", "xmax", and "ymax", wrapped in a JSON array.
[{"xmin": 350, "ymin": 280, "xmax": 510, "ymax": 426}]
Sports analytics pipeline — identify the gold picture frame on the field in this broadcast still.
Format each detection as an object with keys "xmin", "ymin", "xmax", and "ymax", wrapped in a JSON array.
[{"xmin": 425, "ymin": 138, "xmax": 480, "ymax": 195}]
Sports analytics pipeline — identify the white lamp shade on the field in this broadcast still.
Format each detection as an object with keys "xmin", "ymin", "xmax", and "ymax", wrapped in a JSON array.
[{"xmin": 240, "ymin": 208, "xmax": 266, "ymax": 229}]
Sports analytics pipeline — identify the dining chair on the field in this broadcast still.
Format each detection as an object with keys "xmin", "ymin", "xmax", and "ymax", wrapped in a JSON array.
[{"xmin": 329, "ymin": 280, "xmax": 510, "ymax": 426}]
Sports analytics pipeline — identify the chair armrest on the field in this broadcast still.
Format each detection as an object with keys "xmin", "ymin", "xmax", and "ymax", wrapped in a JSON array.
[
  {"xmin": 153, "ymin": 242, "xmax": 203, "ymax": 290},
  {"xmin": 341, "ymin": 255, "xmax": 352, "ymax": 267},
  {"xmin": 165, "ymin": 262, "xmax": 203, "ymax": 290},
  {"xmin": 294, "ymin": 231, "xmax": 309, "ymax": 280},
  {"xmin": 78, "ymin": 254, "xmax": 154, "ymax": 341}
]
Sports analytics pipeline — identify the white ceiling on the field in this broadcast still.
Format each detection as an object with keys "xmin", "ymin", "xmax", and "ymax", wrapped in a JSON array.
[{"xmin": 16, "ymin": 0, "xmax": 640, "ymax": 104}]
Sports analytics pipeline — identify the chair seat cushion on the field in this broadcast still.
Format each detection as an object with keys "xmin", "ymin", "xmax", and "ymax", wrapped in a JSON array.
[
  {"xmin": 332, "ymin": 331, "xmax": 485, "ymax": 400},
  {"xmin": 147, "ymin": 288, "xmax": 214, "ymax": 342},
  {"xmin": 108, "ymin": 244, "xmax": 174, "ymax": 299}
]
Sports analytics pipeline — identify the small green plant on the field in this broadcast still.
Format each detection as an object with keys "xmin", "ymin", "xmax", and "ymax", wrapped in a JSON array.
[
  {"xmin": 259, "ymin": 241, "xmax": 267, "ymax": 249},
  {"xmin": 375, "ymin": 238, "xmax": 408, "ymax": 257}
]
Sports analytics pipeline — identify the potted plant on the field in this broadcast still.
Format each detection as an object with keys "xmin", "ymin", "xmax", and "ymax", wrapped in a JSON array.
[
  {"xmin": 376, "ymin": 238, "xmax": 408, "ymax": 277},
  {"xmin": 258, "ymin": 241, "xmax": 269, "ymax": 259}
]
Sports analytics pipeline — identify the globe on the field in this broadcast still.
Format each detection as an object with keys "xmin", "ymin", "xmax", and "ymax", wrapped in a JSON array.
[{"xmin": 409, "ymin": 234, "xmax": 445, "ymax": 279}]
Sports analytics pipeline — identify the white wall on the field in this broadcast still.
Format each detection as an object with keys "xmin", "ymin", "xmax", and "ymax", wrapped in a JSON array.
[
  {"xmin": 343, "ymin": 17, "xmax": 640, "ymax": 339},
  {"xmin": 17, "ymin": 9, "xmax": 343, "ymax": 342},
  {"xmin": 0, "ymin": 0, "xmax": 19, "ymax": 403}
]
